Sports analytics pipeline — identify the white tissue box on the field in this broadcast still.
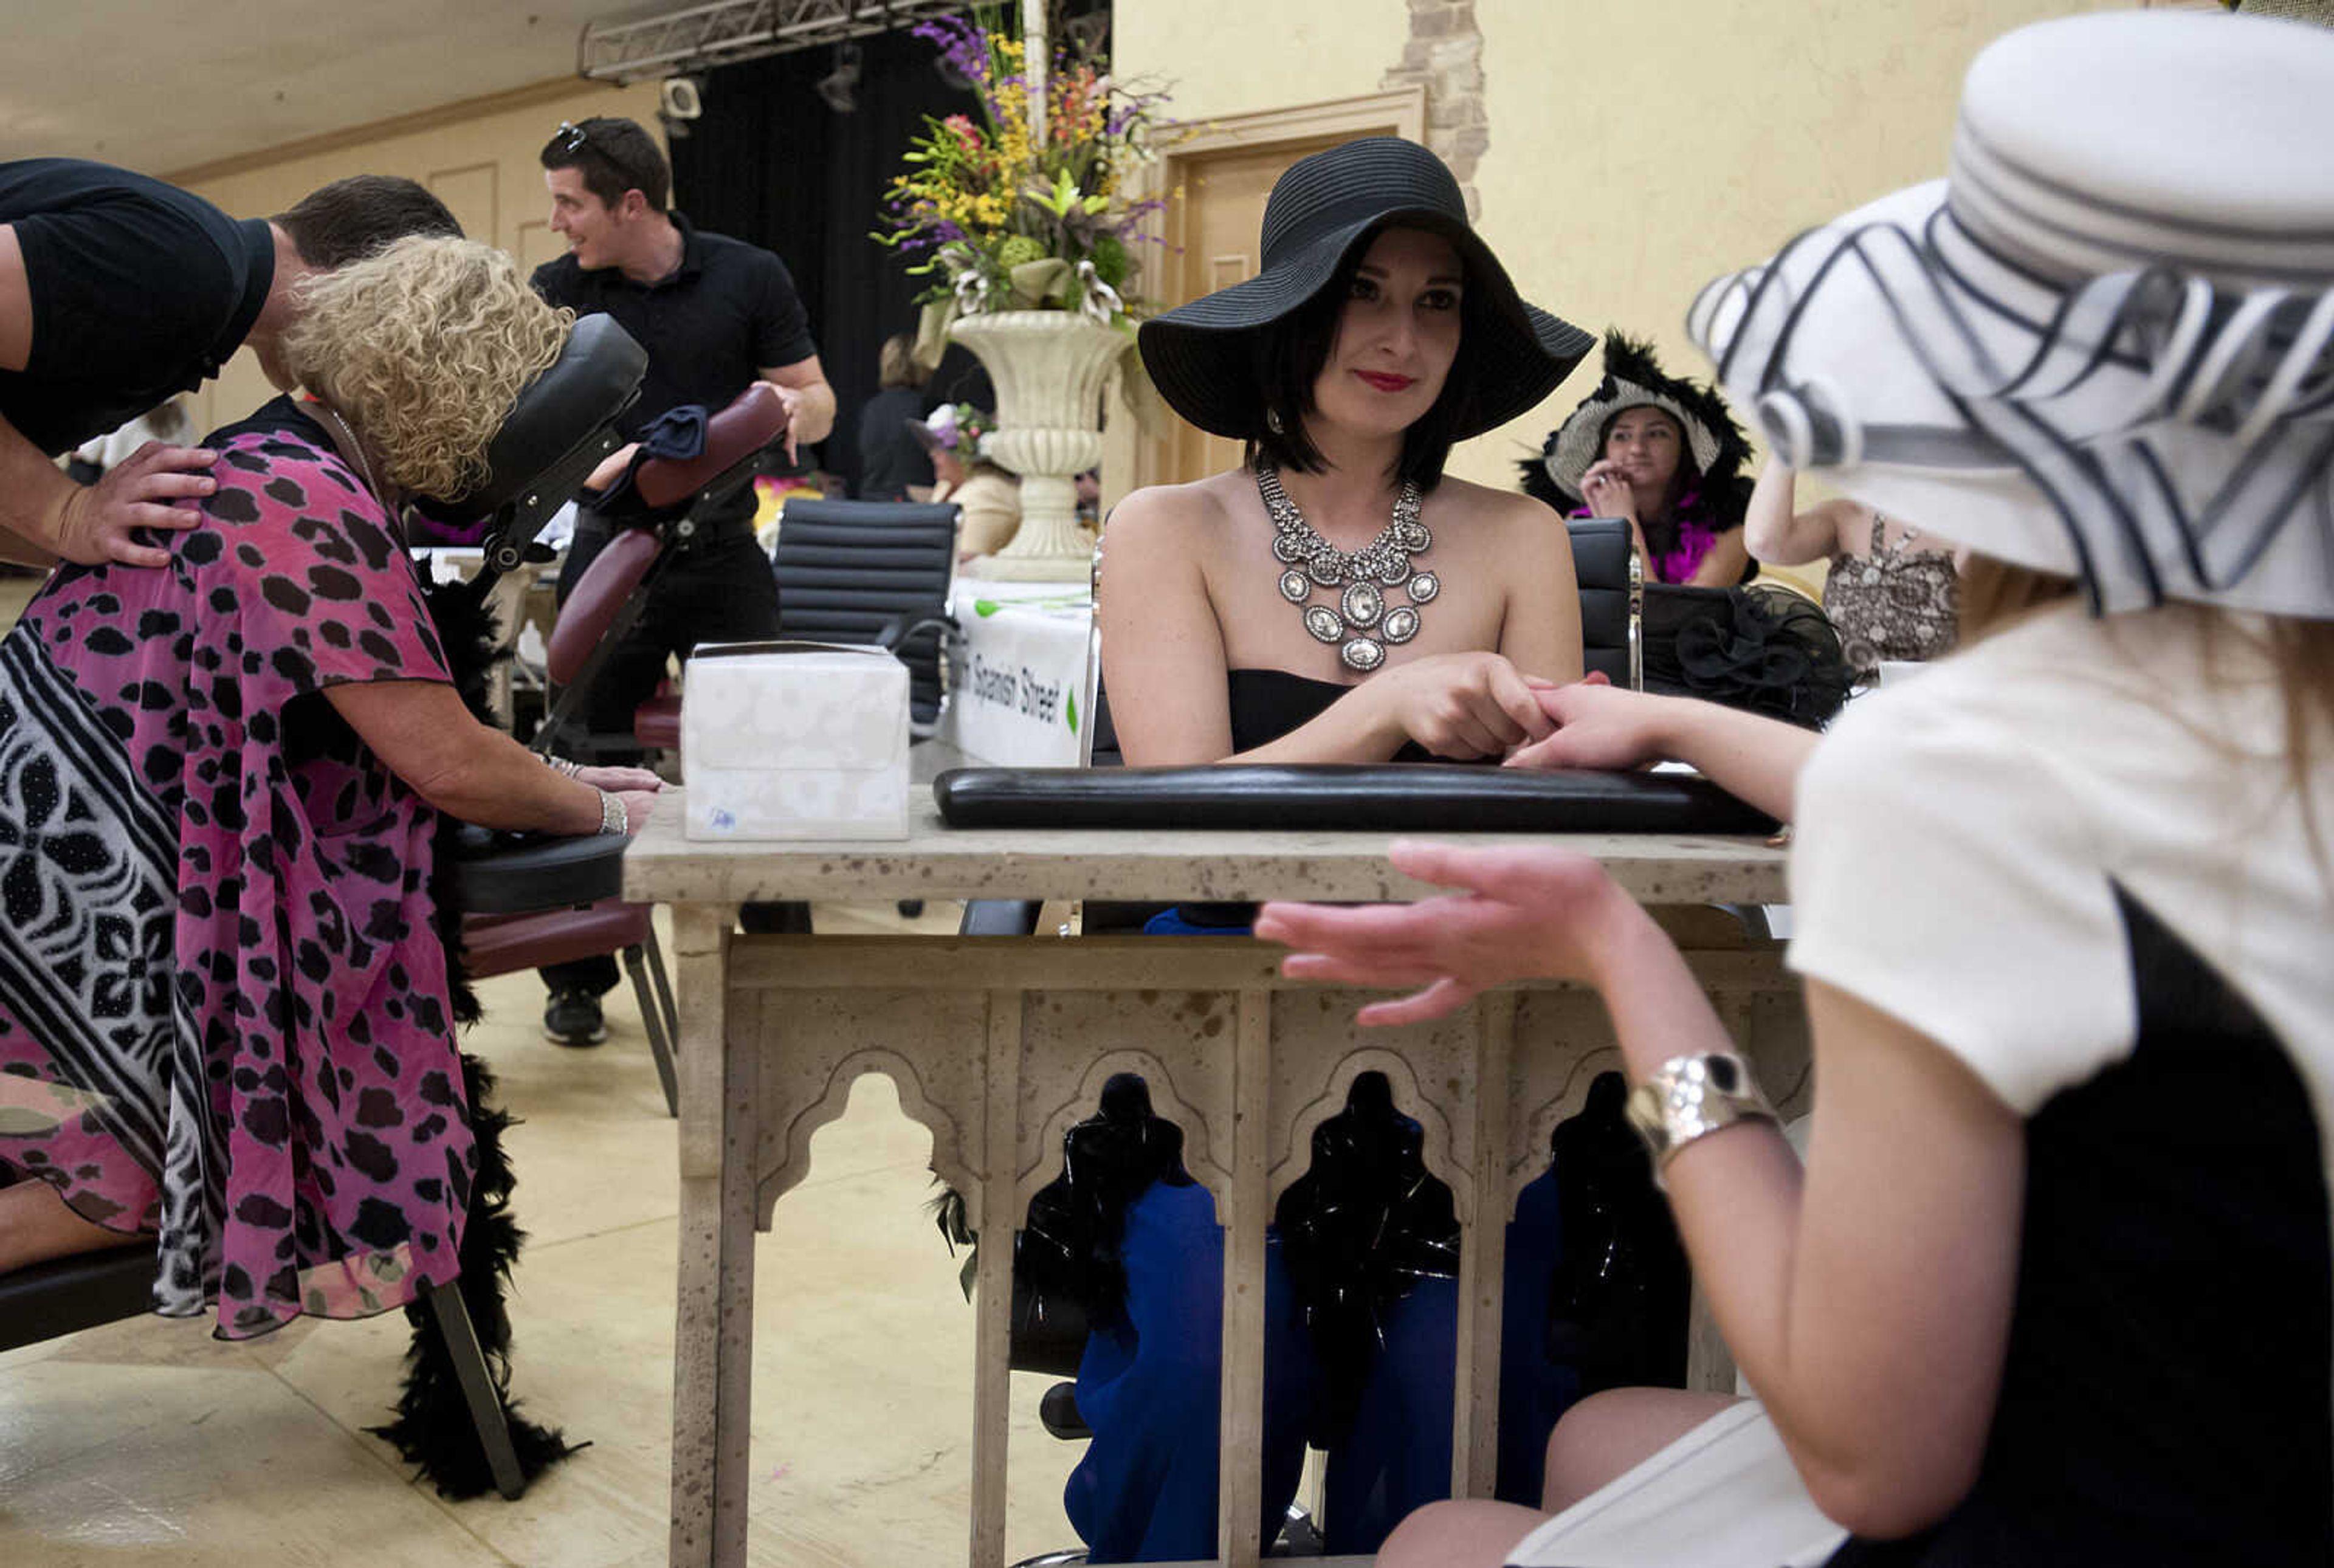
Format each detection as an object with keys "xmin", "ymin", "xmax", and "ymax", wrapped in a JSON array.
[{"xmin": 681, "ymin": 642, "xmax": 911, "ymax": 841}]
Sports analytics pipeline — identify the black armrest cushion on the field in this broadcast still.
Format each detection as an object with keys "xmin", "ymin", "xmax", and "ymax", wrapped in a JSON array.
[
  {"xmin": 448, "ymin": 825, "xmax": 631, "ymax": 915},
  {"xmin": 933, "ymin": 764, "xmax": 1778, "ymax": 836}
]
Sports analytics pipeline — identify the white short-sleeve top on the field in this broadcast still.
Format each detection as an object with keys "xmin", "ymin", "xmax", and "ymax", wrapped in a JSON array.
[
  {"xmin": 1790, "ymin": 601, "xmax": 2332, "ymax": 1112},
  {"xmin": 1784, "ymin": 599, "xmax": 2333, "ymax": 1563}
]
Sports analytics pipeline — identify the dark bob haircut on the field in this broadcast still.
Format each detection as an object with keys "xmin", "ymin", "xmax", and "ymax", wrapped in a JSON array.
[{"xmin": 1241, "ymin": 225, "xmax": 1490, "ymax": 492}]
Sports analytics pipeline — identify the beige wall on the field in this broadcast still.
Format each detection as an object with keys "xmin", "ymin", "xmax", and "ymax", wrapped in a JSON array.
[
  {"xmin": 1114, "ymin": 0, "xmax": 2116, "ymax": 490},
  {"xmin": 171, "ymin": 79, "xmax": 663, "ymax": 433},
  {"xmin": 1115, "ymin": 1, "xmax": 1410, "ymax": 124},
  {"xmin": 157, "ymin": 3, "xmax": 2124, "ymax": 494}
]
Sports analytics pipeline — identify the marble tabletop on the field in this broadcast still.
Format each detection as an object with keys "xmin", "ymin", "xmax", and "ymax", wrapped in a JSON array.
[{"xmin": 622, "ymin": 746, "xmax": 1789, "ymax": 907}]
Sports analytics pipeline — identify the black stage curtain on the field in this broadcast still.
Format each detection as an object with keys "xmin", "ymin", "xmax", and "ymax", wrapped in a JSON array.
[{"xmin": 669, "ymin": 27, "xmax": 993, "ymax": 498}]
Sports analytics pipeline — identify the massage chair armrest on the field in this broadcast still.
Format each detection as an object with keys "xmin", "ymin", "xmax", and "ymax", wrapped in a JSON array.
[
  {"xmin": 631, "ymin": 382, "xmax": 787, "ymax": 514},
  {"xmin": 447, "ymin": 823, "xmax": 630, "ymax": 915},
  {"xmin": 1039, "ymin": 1381, "xmax": 1090, "ymax": 1440}
]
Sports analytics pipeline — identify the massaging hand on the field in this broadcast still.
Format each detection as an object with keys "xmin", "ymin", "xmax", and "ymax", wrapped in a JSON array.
[
  {"xmin": 52, "ymin": 441, "xmax": 215, "ymax": 568},
  {"xmin": 753, "ymin": 379, "xmax": 802, "ymax": 464},
  {"xmin": 1255, "ymin": 840, "xmax": 1631, "ymax": 1026},
  {"xmin": 1503, "ymin": 672, "xmax": 1673, "ymax": 772},
  {"xmin": 1373, "ymin": 650, "xmax": 1558, "ymax": 759}
]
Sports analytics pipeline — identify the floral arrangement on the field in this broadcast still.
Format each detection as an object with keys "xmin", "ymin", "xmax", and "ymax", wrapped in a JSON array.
[{"xmin": 877, "ymin": 6, "xmax": 1174, "ymax": 338}]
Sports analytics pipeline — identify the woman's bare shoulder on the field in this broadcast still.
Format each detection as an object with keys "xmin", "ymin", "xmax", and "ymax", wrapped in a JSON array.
[
  {"xmin": 1107, "ymin": 471, "xmax": 1250, "ymax": 545},
  {"xmin": 1430, "ymin": 473, "xmax": 1565, "ymax": 534}
]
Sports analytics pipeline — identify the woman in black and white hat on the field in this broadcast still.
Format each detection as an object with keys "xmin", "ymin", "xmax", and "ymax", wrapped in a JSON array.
[
  {"xmin": 1261, "ymin": 10, "xmax": 2334, "ymax": 1566},
  {"xmin": 1106, "ymin": 136, "xmax": 1596, "ymax": 771},
  {"xmin": 1526, "ymin": 331, "xmax": 1757, "ymax": 588}
]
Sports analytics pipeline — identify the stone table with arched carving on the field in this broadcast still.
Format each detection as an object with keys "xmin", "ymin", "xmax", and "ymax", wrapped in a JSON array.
[{"xmin": 623, "ymin": 770, "xmax": 1805, "ymax": 1568}]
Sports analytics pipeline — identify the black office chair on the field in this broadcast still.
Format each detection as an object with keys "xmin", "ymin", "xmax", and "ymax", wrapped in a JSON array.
[
  {"xmin": 1566, "ymin": 515, "xmax": 1641, "ymax": 688},
  {"xmin": 1566, "ymin": 514, "xmax": 1848, "ymax": 728},
  {"xmin": 770, "ymin": 497, "xmax": 963, "ymax": 917},
  {"xmin": 770, "ymin": 497, "xmax": 962, "ymax": 737}
]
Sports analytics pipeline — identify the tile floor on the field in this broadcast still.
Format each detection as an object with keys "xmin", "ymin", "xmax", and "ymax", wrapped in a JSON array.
[{"xmin": 0, "ymin": 903, "xmax": 1090, "ymax": 1567}]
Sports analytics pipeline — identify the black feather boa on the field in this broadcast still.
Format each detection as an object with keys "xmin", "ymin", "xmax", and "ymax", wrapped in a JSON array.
[
  {"xmin": 1020, "ymin": 1071, "xmax": 1198, "ymax": 1329},
  {"xmin": 359, "ymin": 567, "xmax": 581, "ymax": 1499},
  {"xmin": 1273, "ymin": 1071, "xmax": 1459, "ymax": 1446}
]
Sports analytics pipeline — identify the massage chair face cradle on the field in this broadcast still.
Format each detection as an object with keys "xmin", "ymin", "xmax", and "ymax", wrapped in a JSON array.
[
  {"xmin": 408, "ymin": 312, "xmax": 788, "ymax": 616},
  {"xmin": 408, "ymin": 312, "xmax": 647, "ymax": 603}
]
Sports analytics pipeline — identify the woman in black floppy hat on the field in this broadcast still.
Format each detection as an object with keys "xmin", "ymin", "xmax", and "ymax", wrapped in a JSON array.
[
  {"xmin": 1048, "ymin": 138, "xmax": 1594, "ymax": 1562},
  {"xmin": 1103, "ymin": 135, "xmax": 1595, "ymax": 771}
]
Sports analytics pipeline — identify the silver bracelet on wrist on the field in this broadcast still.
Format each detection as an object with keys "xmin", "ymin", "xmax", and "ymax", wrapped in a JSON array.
[
  {"xmin": 1624, "ymin": 1051, "xmax": 1777, "ymax": 1189},
  {"xmin": 596, "ymin": 788, "xmax": 629, "ymax": 836},
  {"xmin": 545, "ymin": 754, "xmax": 585, "ymax": 779}
]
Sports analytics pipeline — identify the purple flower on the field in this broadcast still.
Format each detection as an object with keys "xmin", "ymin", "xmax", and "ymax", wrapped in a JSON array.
[{"xmin": 914, "ymin": 16, "xmax": 990, "ymax": 88}]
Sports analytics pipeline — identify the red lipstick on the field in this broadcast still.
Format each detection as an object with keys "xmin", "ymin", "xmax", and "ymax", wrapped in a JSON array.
[{"xmin": 1356, "ymin": 371, "xmax": 1415, "ymax": 393}]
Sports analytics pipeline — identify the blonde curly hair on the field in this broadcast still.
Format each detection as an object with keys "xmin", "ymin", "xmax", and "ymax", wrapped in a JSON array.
[{"xmin": 283, "ymin": 235, "xmax": 573, "ymax": 500}]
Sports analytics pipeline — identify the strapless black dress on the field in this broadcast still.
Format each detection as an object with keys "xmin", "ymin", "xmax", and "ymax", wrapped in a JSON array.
[{"xmin": 1226, "ymin": 667, "xmax": 1448, "ymax": 763}]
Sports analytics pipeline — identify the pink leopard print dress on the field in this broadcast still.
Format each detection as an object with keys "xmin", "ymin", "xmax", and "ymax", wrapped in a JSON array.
[{"xmin": 0, "ymin": 418, "xmax": 472, "ymax": 1338}]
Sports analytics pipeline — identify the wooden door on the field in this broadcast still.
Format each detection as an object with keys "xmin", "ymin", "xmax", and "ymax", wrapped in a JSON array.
[{"xmin": 1157, "ymin": 143, "xmax": 1319, "ymax": 485}]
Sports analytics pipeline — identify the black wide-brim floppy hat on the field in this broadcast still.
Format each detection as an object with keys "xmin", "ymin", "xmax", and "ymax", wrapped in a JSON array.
[
  {"xmin": 1687, "ymin": 9, "xmax": 2334, "ymax": 619},
  {"xmin": 1138, "ymin": 137, "xmax": 1594, "ymax": 444}
]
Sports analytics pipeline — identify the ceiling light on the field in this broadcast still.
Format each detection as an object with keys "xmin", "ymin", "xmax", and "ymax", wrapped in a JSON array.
[{"xmin": 815, "ymin": 41, "xmax": 861, "ymax": 113}]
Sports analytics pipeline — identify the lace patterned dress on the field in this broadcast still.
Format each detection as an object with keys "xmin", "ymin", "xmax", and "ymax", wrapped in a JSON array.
[{"xmin": 1822, "ymin": 514, "xmax": 1960, "ymax": 680}]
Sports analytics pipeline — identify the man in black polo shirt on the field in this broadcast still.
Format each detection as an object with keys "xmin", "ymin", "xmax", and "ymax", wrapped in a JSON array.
[
  {"xmin": 532, "ymin": 115, "xmax": 837, "ymax": 1047},
  {"xmin": 0, "ymin": 160, "xmax": 459, "ymax": 567}
]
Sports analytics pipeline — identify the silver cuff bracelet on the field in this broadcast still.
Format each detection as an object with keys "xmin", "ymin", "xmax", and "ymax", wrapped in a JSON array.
[
  {"xmin": 596, "ymin": 788, "xmax": 629, "ymax": 836},
  {"xmin": 1625, "ymin": 1051, "xmax": 1777, "ymax": 1187}
]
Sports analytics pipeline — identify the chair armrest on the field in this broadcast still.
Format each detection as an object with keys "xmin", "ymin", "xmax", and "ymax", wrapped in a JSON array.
[
  {"xmin": 932, "ymin": 763, "xmax": 1781, "ymax": 835},
  {"xmin": 872, "ymin": 612, "xmax": 959, "ymax": 653},
  {"xmin": 633, "ymin": 383, "xmax": 787, "ymax": 511},
  {"xmin": 447, "ymin": 825, "xmax": 630, "ymax": 915},
  {"xmin": 546, "ymin": 526, "xmax": 663, "ymax": 686}
]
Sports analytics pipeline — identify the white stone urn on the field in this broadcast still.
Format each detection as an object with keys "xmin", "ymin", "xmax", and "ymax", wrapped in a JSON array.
[{"xmin": 948, "ymin": 310, "xmax": 1131, "ymax": 582}]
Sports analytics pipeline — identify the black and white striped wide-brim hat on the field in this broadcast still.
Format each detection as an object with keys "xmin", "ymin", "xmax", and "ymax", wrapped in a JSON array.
[{"xmin": 1688, "ymin": 9, "xmax": 2334, "ymax": 619}]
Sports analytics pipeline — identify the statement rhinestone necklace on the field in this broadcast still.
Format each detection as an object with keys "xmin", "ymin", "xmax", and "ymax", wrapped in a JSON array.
[{"xmin": 1256, "ymin": 462, "xmax": 1437, "ymax": 672}]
